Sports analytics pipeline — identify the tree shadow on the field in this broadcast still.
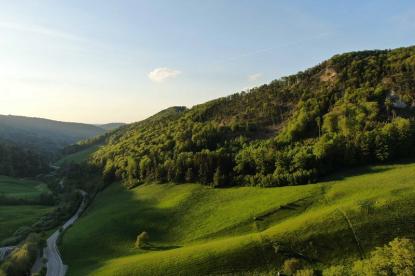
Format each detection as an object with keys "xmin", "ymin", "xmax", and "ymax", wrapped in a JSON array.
[
  {"xmin": 319, "ymin": 165, "xmax": 392, "ymax": 183},
  {"xmin": 141, "ymin": 244, "xmax": 182, "ymax": 251}
]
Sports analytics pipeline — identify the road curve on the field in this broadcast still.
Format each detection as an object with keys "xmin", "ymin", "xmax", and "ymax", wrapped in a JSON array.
[
  {"xmin": 0, "ymin": 246, "xmax": 15, "ymax": 261},
  {"xmin": 44, "ymin": 190, "xmax": 87, "ymax": 276}
]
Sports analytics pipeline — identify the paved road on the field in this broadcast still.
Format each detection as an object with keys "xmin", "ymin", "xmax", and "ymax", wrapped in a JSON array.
[
  {"xmin": 0, "ymin": 246, "xmax": 15, "ymax": 261},
  {"xmin": 44, "ymin": 190, "xmax": 87, "ymax": 276}
]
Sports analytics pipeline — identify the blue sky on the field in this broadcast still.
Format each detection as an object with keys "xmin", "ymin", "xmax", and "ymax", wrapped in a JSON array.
[{"xmin": 0, "ymin": 0, "xmax": 414, "ymax": 123}]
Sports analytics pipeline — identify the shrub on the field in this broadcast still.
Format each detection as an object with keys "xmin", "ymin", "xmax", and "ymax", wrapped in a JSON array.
[
  {"xmin": 295, "ymin": 268, "xmax": 315, "ymax": 276},
  {"xmin": 323, "ymin": 265, "xmax": 347, "ymax": 276},
  {"xmin": 351, "ymin": 237, "xmax": 415, "ymax": 276},
  {"xmin": 283, "ymin": 258, "xmax": 303, "ymax": 275},
  {"xmin": 135, "ymin": 231, "xmax": 150, "ymax": 248}
]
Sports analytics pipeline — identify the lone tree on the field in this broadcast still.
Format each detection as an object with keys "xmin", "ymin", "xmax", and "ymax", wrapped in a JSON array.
[{"xmin": 135, "ymin": 231, "xmax": 149, "ymax": 248}]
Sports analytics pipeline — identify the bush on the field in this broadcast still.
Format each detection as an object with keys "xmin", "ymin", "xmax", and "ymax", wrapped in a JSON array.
[
  {"xmin": 135, "ymin": 231, "xmax": 150, "ymax": 248},
  {"xmin": 295, "ymin": 268, "xmax": 315, "ymax": 276},
  {"xmin": 283, "ymin": 258, "xmax": 303, "ymax": 275},
  {"xmin": 323, "ymin": 265, "xmax": 347, "ymax": 276},
  {"xmin": 351, "ymin": 237, "xmax": 415, "ymax": 275},
  {"xmin": 0, "ymin": 233, "xmax": 43, "ymax": 276}
]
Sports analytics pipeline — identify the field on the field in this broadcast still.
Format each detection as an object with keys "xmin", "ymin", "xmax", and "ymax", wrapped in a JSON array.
[
  {"xmin": 0, "ymin": 205, "xmax": 53, "ymax": 242},
  {"xmin": 61, "ymin": 162, "xmax": 415, "ymax": 275},
  {"xmin": 0, "ymin": 176, "xmax": 48, "ymax": 199},
  {"xmin": 56, "ymin": 145, "xmax": 100, "ymax": 166},
  {"xmin": 0, "ymin": 176, "xmax": 53, "ymax": 244}
]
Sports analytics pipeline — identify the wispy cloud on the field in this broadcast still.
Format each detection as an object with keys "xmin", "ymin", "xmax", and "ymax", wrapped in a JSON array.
[
  {"xmin": 216, "ymin": 32, "xmax": 330, "ymax": 65},
  {"xmin": 248, "ymin": 73, "xmax": 262, "ymax": 81},
  {"xmin": 148, "ymin": 67, "xmax": 181, "ymax": 82},
  {"xmin": 0, "ymin": 22, "xmax": 85, "ymax": 42}
]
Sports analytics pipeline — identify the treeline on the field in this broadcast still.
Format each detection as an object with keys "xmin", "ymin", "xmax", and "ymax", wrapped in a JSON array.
[
  {"xmin": 0, "ymin": 192, "xmax": 55, "ymax": 206},
  {"xmin": 0, "ymin": 142, "xmax": 48, "ymax": 177},
  {"xmin": 90, "ymin": 46, "xmax": 415, "ymax": 188},
  {"xmin": 0, "ymin": 233, "xmax": 45, "ymax": 276},
  {"xmin": 1, "ymin": 191, "xmax": 81, "ymax": 247}
]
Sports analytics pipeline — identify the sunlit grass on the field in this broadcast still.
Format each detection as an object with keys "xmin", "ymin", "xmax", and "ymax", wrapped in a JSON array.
[{"xmin": 62, "ymin": 162, "xmax": 415, "ymax": 275}]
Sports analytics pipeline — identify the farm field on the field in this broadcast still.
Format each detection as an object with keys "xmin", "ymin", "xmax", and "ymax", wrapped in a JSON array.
[
  {"xmin": 61, "ymin": 162, "xmax": 415, "ymax": 275},
  {"xmin": 0, "ymin": 176, "xmax": 48, "ymax": 199},
  {"xmin": 0, "ymin": 176, "xmax": 53, "ymax": 244}
]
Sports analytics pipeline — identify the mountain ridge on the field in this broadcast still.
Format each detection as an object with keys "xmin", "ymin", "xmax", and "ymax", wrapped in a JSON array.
[{"xmin": 87, "ymin": 45, "xmax": 415, "ymax": 188}]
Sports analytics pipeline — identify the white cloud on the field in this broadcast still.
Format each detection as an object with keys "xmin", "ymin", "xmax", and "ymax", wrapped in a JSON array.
[
  {"xmin": 248, "ymin": 73, "xmax": 262, "ymax": 81},
  {"xmin": 148, "ymin": 67, "xmax": 181, "ymax": 82}
]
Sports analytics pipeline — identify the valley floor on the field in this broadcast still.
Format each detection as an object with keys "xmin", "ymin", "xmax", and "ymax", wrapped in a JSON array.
[
  {"xmin": 0, "ymin": 176, "xmax": 53, "ymax": 244},
  {"xmin": 61, "ymin": 162, "xmax": 415, "ymax": 275}
]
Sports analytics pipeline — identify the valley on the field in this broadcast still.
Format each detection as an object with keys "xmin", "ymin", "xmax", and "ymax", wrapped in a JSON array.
[{"xmin": 2, "ymin": 44, "xmax": 415, "ymax": 275}]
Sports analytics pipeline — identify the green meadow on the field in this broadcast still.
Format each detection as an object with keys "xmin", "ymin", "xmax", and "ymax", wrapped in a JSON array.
[
  {"xmin": 0, "ymin": 176, "xmax": 53, "ymax": 244},
  {"xmin": 0, "ymin": 176, "xmax": 48, "ymax": 199},
  {"xmin": 62, "ymin": 162, "xmax": 415, "ymax": 275},
  {"xmin": 0, "ymin": 205, "xmax": 52, "ymax": 242},
  {"xmin": 56, "ymin": 145, "xmax": 100, "ymax": 166}
]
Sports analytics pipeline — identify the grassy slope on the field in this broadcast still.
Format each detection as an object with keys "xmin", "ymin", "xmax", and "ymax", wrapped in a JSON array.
[
  {"xmin": 56, "ymin": 145, "xmax": 100, "ymax": 166},
  {"xmin": 62, "ymin": 162, "xmax": 415, "ymax": 275},
  {"xmin": 0, "ymin": 176, "xmax": 48, "ymax": 198},
  {"xmin": 0, "ymin": 176, "xmax": 53, "ymax": 243},
  {"xmin": 0, "ymin": 205, "xmax": 52, "ymax": 242}
]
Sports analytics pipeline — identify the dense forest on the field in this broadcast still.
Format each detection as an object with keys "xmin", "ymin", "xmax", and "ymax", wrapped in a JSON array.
[
  {"xmin": 0, "ymin": 141, "xmax": 48, "ymax": 177},
  {"xmin": 87, "ymin": 46, "xmax": 415, "ymax": 188}
]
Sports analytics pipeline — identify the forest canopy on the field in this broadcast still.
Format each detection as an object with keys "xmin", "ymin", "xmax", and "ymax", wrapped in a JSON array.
[{"xmin": 88, "ymin": 46, "xmax": 415, "ymax": 188}]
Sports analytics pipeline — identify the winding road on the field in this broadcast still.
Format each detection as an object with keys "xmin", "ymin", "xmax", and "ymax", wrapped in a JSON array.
[
  {"xmin": 44, "ymin": 190, "xmax": 88, "ymax": 276},
  {"xmin": 0, "ymin": 246, "xmax": 15, "ymax": 262}
]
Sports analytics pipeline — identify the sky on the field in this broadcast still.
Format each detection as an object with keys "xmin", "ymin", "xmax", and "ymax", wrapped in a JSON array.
[{"xmin": 0, "ymin": 0, "xmax": 415, "ymax": 124}]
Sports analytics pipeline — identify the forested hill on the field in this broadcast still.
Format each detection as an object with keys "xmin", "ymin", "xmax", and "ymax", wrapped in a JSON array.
[
  {"xmin": 0, "ymin": 115, "xmax": 106, "ymax": 155},
  {"xmin": 90, "ymin": 46, "xmax": 415, "ymax": 187},
  {"xmin": 96, "ymin": 123, "xmax": 126, "ymax": 131}
]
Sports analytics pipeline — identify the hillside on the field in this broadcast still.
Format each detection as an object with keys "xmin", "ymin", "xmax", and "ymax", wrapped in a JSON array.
[
  {"xmin": 96, "ymin": 123, "xmax": 126, "ymax": 131},
  {"xmin": 89, "ymin": 46, "xmax": 415, "ymax": 188},
  {"xmin": 0, "ymin": 115, "xmax": 106, "ymax": 156},
  {"xmin": 62, "ymin": 161, "xmax": 415, "ymax": 275}
]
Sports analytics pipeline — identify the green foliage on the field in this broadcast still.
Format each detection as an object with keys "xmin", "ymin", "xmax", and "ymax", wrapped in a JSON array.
[
  {"xmin": 0, "ymin": 142, "xmax": 48, "ymax": 177},
  {"xmin": 295, "ymin": 268, "xmax": 315, "ymax": 276},
  {"xmin": 283, "ymin": 258, "xmax": 303, "ymax": 275},
  {"xmin": 56, "ymin": 145, "xmax": 100, "ymax": 167},
  {"xmin": 88, "ymin": 46, "xmax": 415, "ymax": 187},
  {"xmin": 351, "ymin": 237, "xmax": 415, "ymax": 275},
  {"xmin": 323, "ymin": 265, "xmax": 347, "ymax": 276},
  {"xmin": 0, "ymin": 233, "xmax": 44, "ymax": 276}
]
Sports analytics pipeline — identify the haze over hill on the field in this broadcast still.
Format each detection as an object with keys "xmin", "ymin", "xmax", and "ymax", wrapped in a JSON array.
[
  {"xmin": 95, "ymin": 123, "xmax": 126, "ymax": 131},
  {"xmin": 0, "ymin": 115, "xmax": 109, "ymax": 154}
]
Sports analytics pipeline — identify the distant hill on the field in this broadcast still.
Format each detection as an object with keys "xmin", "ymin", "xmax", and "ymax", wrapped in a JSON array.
[
  {"xmin": 96, "ymin": 123, "xmax": 126, "ymax": 131},
  {"xmin": 89, "ymin": 46, "xmax": 415, "ymax": 187},
  {"xmin": 0, "ymin": 115, "xmax": 105, "ymax": 156}
]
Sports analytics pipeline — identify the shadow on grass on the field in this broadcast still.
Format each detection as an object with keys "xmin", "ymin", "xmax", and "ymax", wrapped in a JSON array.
[
  {"xmin": 321, "ymin": 157, "xmax": 415, "ymax": 183},
  {"xmin": 141, "ymin": 244, "xmax": 182, "ymax": 251}
]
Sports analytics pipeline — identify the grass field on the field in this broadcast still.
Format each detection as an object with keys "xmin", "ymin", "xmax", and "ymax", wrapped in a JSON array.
[
  {"xmin": 56, "ymin": 145, "xmax": 100, "ymax": 166},
  {"xmin": 0, "ymin": 205, "xmax": 53, "ymax": 242},
  {"xmin": 0, "ymin": 176, "xmax": 48, "ymax": 199},
  {"xmin": 61, "ymin": 162, "xmax": 415, "ymax": 275},
  {"xmin": 0, "ymin": 176, "xmax": 54, "ymax": 244}
]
